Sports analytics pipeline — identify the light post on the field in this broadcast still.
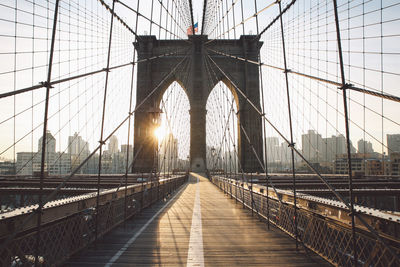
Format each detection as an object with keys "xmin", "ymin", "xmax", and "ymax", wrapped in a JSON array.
[
  {"xmin": 211, "ymin": 146, "xmax": 216, "ymax": 175},
  {"xmin": 186, "ymin": 155, "xmax": 190, "ymax": 174}
]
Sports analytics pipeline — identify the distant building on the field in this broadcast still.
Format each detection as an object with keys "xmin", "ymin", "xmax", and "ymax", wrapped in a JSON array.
[
  {"xmin": 16, "ymin": 152, "xmax": 36, "ymax": 175},
  {"xmin": 68, "ymin": 133, "xmax": 89, "ymax": 174},
  {"xmin": 358, "ymin": 139, "xmax": 374, "ymax": 153},
  {"xmin": 302, "ymin": 130, "xmax": 324, "ymax": 163},
  {"xmin": 265, "ymin": 137, "xmax": 279, "ymax": 163},
  {"xmin": 301, "ymin": 131, "xmax": 355, "ymax": 166},
  {"xmin": 265, "ymin": 139, "xmax": 300, "ymax": 172},
  {"xmin": 68, "ymin": 133, "xmax": 89, "ymax": 156},
  {"xmin": 387, "ymin": 152, "xmax": 400, "ymax": 176},
  {"xmin": 0, "ymin": 160, "xmax": 15, "ymax": 175},
  {"xmin": 52, "ymin": 153, "xmax": 71, "ymax": 175},
  {"xmin": 159, "ymin": 133, "xmax": 178, "ymax": 172},
  {"xmin": 108, "ymin": 135, "xmax": 119, "ymax": 154},
  {"xmin": 324, "ymin": 134, "xmax": 348, "ymax": 162},
  {"xmin": 334, "ymin": 153, "xmax": 383, "ymax": 175},
  {"xmin": 121, "ymin": 144, "xmax": 132, "ymax": 154},
  {"xmin": 38, "ymin": 131, "xmax": 56, "ymax": 153},
  {"xmin": 16, "ymin": 151, "xmax": 71, "ymax": 176},
  {"xmin": 100, "ymin": 144, "xmax": 134, "ymax": 174},
  {"xmin": 112, "ymin": 152, "xmax": 126, "ymax": 174},
  {"xmin": 16, "ymin": 131, "xmax": 71, "ymax": 176},
  {"xmin": 86, "ymin": 154, "xmax": 100, "ymax": 174},
  {"xmin": 101, "ymin": 152, "xmax": 113, "ymax": 174},
  {"xmin": 387, "ymin": 134, "xmax": 400, "ymax": 157},
  {"xmin": 334, "ymin": 153, "xmax": 365, "ymax": 175},
  {"xmin": 365, "ymin": 159, "xmax": 384, "ymax": 175}
]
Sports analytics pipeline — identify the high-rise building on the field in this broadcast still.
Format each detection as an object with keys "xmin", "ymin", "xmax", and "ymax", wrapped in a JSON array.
[
  {"xmin": 325, "ymin": 134, "xmax": 348, "ymax": 162},
  {"xmin": 357, "ymin": 139, "xmax": 374, "ymax": 153},
  {"xmin": 159, "ymin": 133, "xmax": 178, "ymax": 172},
  {"xmin": 38, "ymin": 131, "xmax": 56, "ymax": 153},
  {"xmin": 108, "ymin": 135, "xmax": 119, "ymax": 154},
  {"xmin": 121, "ymin": 144, "xmax": 133, "ymax": 154},
  {"xmin": 68, "ymin": 133, "xmax": 89, "ymax": 174},
  {"xmin": 301, "ymin": 130, "xmax": 324, "ymax": 162},
  {"xmin": 17, "ymin": 133, "xmax": 71, "ymax": 176},
  {"xmin": 265, "ymin": 137, "xmax": 279, "ymax": 163},
  {"xmin": 387, "ymin": 134, "xmax": 400, "ymax": 157},
  {"xmin": 302, "ymin": 132, "xmax": 355, "ymax": 164},
  {"xmin": 68, "ymin": 133, "xmax": 89, "ymax": 156},
  {"xmin": 112, "ymin": 152, "xmax": 126, "ymax": 174}
]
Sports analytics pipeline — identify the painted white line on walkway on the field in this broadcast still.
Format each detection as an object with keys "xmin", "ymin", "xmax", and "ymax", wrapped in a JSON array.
[
  {"xmin": 186, "ymin": 174, "xmax": 205, "ymax": 267},
  {"xmin": 105, "ymin": 183, "xmax": 187, "ymax": 267}
]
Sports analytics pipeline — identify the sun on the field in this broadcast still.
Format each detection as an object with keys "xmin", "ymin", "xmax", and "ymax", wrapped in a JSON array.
[{"xmin": 154, "ymin": 125, "xmax": 166, "ymax": 142}]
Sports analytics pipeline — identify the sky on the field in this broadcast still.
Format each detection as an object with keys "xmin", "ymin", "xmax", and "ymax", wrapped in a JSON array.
[{"xmin": 0, "ymin": 0, "xmax": 399, "ymax": 163}]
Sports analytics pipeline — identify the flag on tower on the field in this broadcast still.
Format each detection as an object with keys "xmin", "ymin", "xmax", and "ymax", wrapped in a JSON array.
[{"xmin": 187, "ymin": 22, "xmax": 198, "ymax": 35}]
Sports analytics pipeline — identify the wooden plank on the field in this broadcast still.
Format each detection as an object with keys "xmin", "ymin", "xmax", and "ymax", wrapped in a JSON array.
[{"xmin": 65, "ymin": 173, "xmax": 329, "ymax": 266}]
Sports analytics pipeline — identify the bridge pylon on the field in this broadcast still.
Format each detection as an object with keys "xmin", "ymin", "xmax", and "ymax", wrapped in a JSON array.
[{"xmin": 133, "ymin": 35, "xmax": 263, "ymax": 173}]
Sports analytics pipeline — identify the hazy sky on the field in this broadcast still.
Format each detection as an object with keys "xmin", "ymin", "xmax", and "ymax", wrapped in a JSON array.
[{"xmin": 0, "ymin": 0, "xmax": 399, "ymax": 163}]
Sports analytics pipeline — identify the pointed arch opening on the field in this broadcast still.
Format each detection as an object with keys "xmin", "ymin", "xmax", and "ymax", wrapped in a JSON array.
[
  {"xmin": 206, "ymin": 81, "xmax": 239, "ymax": 173},
  {"xmin": 157, "ymin": 81, "xmax": 190, "ymax": 173}
]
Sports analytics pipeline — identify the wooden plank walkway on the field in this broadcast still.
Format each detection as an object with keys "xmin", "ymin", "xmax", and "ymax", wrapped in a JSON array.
[{"xmin": 65, "ymin": 173, "xmax": 329, "ymax": 266}]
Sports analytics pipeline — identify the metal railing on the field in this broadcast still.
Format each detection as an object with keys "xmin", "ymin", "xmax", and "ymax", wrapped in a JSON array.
[
  {"xmin": 0, "ymin": 175, "xmax": 187, "ymax": 266},
  {"xmin": 211, "ymin": 175, "xmax": 400, "ymax": 267}
]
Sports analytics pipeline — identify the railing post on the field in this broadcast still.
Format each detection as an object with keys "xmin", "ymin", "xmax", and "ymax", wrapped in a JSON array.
[
  {"xmin": 235, "ymin": 176, "xmax": 238, "ymax": 203},
  {"xmin": 251, "ymin": 172, "xmax": 254, "ymax": 216},
  {"xmin": 141, "ymin": 173, "xmax": 144, "ymax": 209},
  {"xmin": 95, "ymin": 0, "xmax": 116, "ymax": 242},
  {"xmin": 242, "ymin": 173, "xmax": 245, "ymax": 209},
  {"xmin": 35, "ymin": 1, "xmax": 60, "ymax": 265},
  {"xmin": 332, "ymin": 0, "xmax": 357, "ymax": 265},
  {"xmin": 278, "ymin": 0, "xmax": 298, "ymax": 250}
]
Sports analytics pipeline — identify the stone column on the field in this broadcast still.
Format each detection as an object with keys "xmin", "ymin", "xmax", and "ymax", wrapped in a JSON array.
[
  {"xmin": 238, "ymin": 35, "xmax": 263, "ymax": 173},
  {"xmin": 190, "ymin": 106, "xmax": 207, "ymax": 172},
  {"xmin": 188, "ymin": 35, "xmax": 208, "ymax": 172},
  {"xmin": 132, "ymin": 36, "xmax": 158, "ymax": 173}
]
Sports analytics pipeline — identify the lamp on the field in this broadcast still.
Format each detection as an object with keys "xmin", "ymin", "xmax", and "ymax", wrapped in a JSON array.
[{"xmin": 148, "ymin": 106, "xmax": 162, "ymax": 127}]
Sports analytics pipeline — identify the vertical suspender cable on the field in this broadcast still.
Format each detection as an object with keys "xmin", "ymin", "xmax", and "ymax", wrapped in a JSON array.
[
  {"xmin": 35, "ymin": 0, "xmax": 60, "ymax": 265},
  {"xmin": 95, "ymin": 0, "xmax": 116, "ymax": 243},
  {"xmin": 189, "ymin": 0, "xmax": 195, "ymax": 35},
  {"xmin": 332, "ymin": 0, "xmax": 357, "ymax": 265},
  {"xmin": 253, "ymin": 0, "xmax": 270, "ymax": 230},
  {"xmin": 240, "ymin": 0, "xmax": 245, "ymax": 34},
  {"xmin": 278, "ymin": 0, "xmax": 298, "ymax": 250},
  {"xmin": 201, "ymin": 0, "xmax": 207, "ymax": 35},
  {"xmin": 159, "ymin": 1, "xmax": 163, "ymax": 39},
  {"xmin": 150, "ymin": 0, "xmax": 155, "ymax": 35}
]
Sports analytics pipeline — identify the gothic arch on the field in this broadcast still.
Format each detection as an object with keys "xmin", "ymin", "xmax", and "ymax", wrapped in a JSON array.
[{"xmin": 133, "ymin": 35, "xmax": 263, "ymax": 173}]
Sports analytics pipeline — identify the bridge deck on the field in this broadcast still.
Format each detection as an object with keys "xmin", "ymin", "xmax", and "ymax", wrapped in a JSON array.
[{"xmin": 66, "ymin": 173, "xmax": 327, "ymax": 266}]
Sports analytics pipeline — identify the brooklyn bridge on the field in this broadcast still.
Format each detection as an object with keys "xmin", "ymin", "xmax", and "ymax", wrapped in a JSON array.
[{"xmin": 0, "ymin": 0, "xmax": 399, "ymax": 266}]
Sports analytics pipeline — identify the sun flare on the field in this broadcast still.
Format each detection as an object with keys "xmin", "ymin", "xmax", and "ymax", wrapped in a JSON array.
[{"xmin": 154, "ymin": 126, "xmax": 166, "ymax": 142}]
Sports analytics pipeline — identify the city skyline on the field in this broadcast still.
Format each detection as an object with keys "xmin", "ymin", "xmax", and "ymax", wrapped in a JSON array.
[{"xmin": 2, "ymin": 128, "xmax": 400, "ymax": 162}]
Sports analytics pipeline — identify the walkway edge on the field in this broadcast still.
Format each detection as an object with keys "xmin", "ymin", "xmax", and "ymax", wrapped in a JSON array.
[{"xmin": 104, "ymin": 182, "xmax": 188, "ymax": 267}]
